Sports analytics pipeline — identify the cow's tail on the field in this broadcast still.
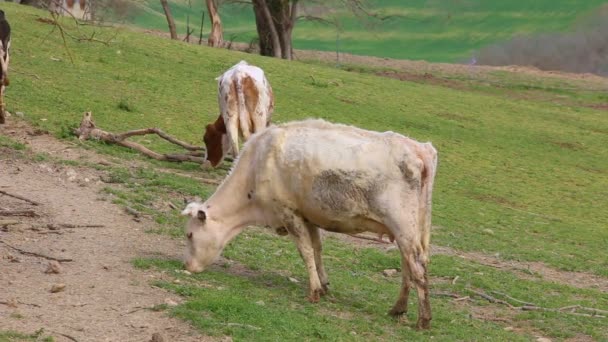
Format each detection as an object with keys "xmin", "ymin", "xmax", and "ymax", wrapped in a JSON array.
[
  {"xmin": 418, "ymin": 143, "xmax": 438, "ymax": 263},
  {"xmin": 235, "ymin": 71, "xmax": 251, "ymax": 140}
]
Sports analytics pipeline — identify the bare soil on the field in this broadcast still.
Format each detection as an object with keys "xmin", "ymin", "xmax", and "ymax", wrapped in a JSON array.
[{"xmin": 1, "ymin": 121, "xmax": 218, "ymax": 341}]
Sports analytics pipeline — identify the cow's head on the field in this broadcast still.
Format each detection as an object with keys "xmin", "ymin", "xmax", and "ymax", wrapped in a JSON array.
[
  {"xmin": 181, "ymin": 201, "xmax": 224, "ymax": 273},
  {"xmin": 203, "ymin": 116, "xmax": 230, "ymax": 167}
]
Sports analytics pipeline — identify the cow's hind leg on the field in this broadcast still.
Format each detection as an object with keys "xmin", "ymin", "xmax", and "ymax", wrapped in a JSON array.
[
  {"xmin": 386, "ymin": 208, "xmax": 432, "ymax": 329},
  {"xmin": 308, "ymin": 225, "xmax": 329, "ymax": 295},
  {"xmin": 389, "ymin": 252, "xmax": 411, "ymax": 317},
  {"xmin": 224, "ymin": 115, "xmax": 240, "ymax": 157},
  {"xmin": 283, "ymin": 211, "xmax": 324, "ymax": 303}
]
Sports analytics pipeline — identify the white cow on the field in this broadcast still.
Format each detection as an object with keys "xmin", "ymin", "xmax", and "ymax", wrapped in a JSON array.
[
  {"xmin": 183, "ymin": 119, "xmax": 438, "ymax": 329},
  {"xmin": 203, "ymin": 60, "xmax": 274, "ymax": 167}
]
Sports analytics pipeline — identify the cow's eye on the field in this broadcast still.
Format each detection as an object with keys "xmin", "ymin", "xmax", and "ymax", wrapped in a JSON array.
[{"xmin": 187, "ymin": 232, "xmax": 193, "ymax": 239}]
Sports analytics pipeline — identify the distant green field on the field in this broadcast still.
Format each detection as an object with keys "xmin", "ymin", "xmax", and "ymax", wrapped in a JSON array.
[
  {"xmin": 130, "ymin": 0, "xmax": 606, "ymax": 62},
  {"xmin": 2, "ymin": 3, "xmax": 608, "ymax": 340}
]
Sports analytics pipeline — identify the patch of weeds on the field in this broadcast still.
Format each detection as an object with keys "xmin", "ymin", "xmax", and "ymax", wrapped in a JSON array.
[
  {"xmin": 118, "ymin": 98, "xmax": 136, "ymax": 112},
  {"xmin": 308, "ymin": 75, "xmax": 341, "ymax": 88},
  {"xmin": 9, "ymin": 313, "xmax": 24, "ymax": 319},
  {"xmin": 33, "ymin": 153, "xmax": 50, "ymax": 162},
  {"xmin": 0, "ymin": 136, "xmax": 26, "ymax": 150},
  {"xmin": 55, "ymin": 121, "xmax": 79, "ymax": 139},
  {"xmin": 150, "ymin": 303, "xmax": 169, "ymax": 312},
  {"xmin": 0, "ymin": 329, "xmax": 54, "ymax": 341}
]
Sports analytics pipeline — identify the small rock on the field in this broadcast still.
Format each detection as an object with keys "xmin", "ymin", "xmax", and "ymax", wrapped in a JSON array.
[
  {"xmin": 45, "ymin": 260, "xmax": 62, "ymax": 274},
  {"xmin": 383, "ymin": 269, "xmax": 398, "ymax": 277},
  {"xmin": 536, "ymin": 338, "xmax": 552, "ymax": 342},
  {"xmin": 150, "ymin": 332, "xmax": 165, "ymax": 342},
  {"xmin": 482, "ymin": 228, "xmax": 495, "ymax": 236},
  {"xmin": 15, "ymin": 112, "xmax": 24, "ymax": 118},
  {"xmin": 288, "ymin": 277, "xmax": 299, "ymax": 283},
  {"xmin": 173, "ymin": 279, "xmax": 181, "ymax": 284},
  {"xmin": 50, "ymin": 283, "xmax": 66, "ymax": 293},
  {"xmin": 164, "ymin": 298, "xmax": 178, "ymax": 307},
  {"xmin": 66, "ymin": 169, "xmax": 78, "ymax": 182},
  {"xmin": 504, "ymin": 327, "xmax": 514, "ymax": 331}
]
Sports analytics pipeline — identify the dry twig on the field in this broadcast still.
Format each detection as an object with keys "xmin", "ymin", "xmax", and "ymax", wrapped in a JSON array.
[
  {"xmin": 0, "ymin": 210, "xmax": 38, "ymax": 217},
  {"xmin": 0, "ymin": 240, "xmax": 73, "ymax": 262},
  {"xmin": 0, "ymin": 190, "xmax": 41, "ymax": 206}
]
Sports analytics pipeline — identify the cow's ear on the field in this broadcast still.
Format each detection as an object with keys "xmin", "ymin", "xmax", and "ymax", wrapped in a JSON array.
[
  {"xmin": 181, "ymin": 202, "xmax": 199, "ymax": 217},
  {"xmin": 197, "ymin": 210, "xmax": 207, "ymax": 221}
]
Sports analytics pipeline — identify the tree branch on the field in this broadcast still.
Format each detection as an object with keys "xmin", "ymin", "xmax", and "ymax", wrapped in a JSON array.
[
  {"xmin": 74, "ymin": 112, "xmax": 209, "ymax": 164},
  {"xmin": 0, "ymin": 241, "xmax": 73, "ymax": 262},
  {"xmin": 0, "ymin": 190, "xmax": 41, "ymax": 206}
]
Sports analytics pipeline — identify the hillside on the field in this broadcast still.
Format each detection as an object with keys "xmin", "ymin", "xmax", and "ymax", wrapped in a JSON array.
[
  {"xmin": 130, "ymin": 0, "xmax": 607, "ymax": 62},
  {"xmin": 2, "ymin": 3, "xmax": 608, "ymax": 341}
]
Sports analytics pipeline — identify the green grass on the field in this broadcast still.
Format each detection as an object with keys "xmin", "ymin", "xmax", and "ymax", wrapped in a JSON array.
[
  {"xmin": 2, "ymin": 3, "xmax": 608, "ymax": 340},
  {"xmin": 129, "ymin": 0, "xmax": 607, "ymax": 62},
  {"xmin": 0, "ymin": 330, "xmax": 54, "ymax": 342}
]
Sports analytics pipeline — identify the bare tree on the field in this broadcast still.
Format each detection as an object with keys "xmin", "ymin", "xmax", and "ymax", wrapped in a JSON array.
[
  {"xmin": 242, "ymin": 0, "xmax": 390, "ymax": 60},
  {"xmin": 206, "ymin": 0, "xmax": 223, "ymax": 47},
  {"xmin": 251, "ymin": 0, "xmax": 297, "ymax": 59},
  {"xmin": 160, "ymin": 0, "xmax": 178, "ymax": 40}
]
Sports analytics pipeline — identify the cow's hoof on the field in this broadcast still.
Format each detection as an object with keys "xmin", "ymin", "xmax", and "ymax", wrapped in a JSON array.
[
  {"xmin": 388, "ymin": 307, "xmax": 406, "ymax": 317},
  {"xmin": 308, "ymin": 289, "xmax": 322, "ymax": 303},
  {"xmin": 320, "ymin": 283, "xmax": 329, "ymax": 296},
  {"xmin": 416, "ymin": 318, "xmax": 431, "ymax": 330}
]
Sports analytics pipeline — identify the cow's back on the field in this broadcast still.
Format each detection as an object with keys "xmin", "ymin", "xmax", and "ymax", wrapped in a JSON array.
[{"xmin": 244, "ymin": 120, "xmax": 425, "ymax": 230}]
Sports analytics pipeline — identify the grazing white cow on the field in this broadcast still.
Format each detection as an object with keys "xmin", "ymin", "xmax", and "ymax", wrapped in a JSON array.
[
  {"xmin": 183, "ymin": 119, "xmax": 438, "ymax": 329},
  {"xmin": 0, "ymin": 9, "xmax": 11, "ymax": 124},
  {"xmin": 203, "ymin": 60, "xmax": 274, "ymax": 167}
]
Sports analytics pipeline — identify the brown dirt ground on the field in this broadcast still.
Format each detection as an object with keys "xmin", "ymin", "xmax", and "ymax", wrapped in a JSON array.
[{"xmin": 1, "ymin": 121, "xmax": 221, "ymax": 341}]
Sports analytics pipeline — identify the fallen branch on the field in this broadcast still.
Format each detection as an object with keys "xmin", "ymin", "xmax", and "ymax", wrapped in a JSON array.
[
  {"xmin": 55, "ymin": 332, "xmax": 79, "ymax": 342},
  {"xmin": 0, "ymin": 240, "xmax": 73, "ymax": 262},
  {"xmin": 521, "ymin": 305, "xmax": 606, "ymax": 318},
  {"xmin": 467, "ymin": 288, "xmax": 514, "ymax": 308},
  {"xmin": 0, "ymin": 210, "xmax": 38, "ymax": 217},
  {"xmin": 47, "ymin": 223, "xmax": 105, "ymax": 229},
  {"xmin": 468, "ymin": 287, "xmax": 607, "ymax": 318},
  {"xmin": 0, "ymin": 190, "xmax": 41, "ymax": 206},
  {"xmin": 74, "ymin": 112, "xmax": 207, "ymax": 164},
  {"xmin": 491, "ymin": 290, "xmax": 535, "ymax": 306},
  {"xmin": 0, "ymin": 300, "xmax": 42, "ymax": 308}
]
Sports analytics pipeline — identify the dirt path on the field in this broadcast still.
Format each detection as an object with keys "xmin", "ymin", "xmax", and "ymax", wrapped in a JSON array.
[{"xmin": 1, "ymin": 122, "xmax": 216, "ymax": 341}]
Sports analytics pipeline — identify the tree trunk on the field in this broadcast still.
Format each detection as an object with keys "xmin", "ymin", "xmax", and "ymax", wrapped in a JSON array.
[
  {"xmin": 251, "ymin": 0, "xmax": 298, "ymax": 60},
  {"xmin": 160, "ymin": 0, "xmax": 178, "ymax": 40},
  {"xmin": 206, "ymin": 0, "xmax": 223, "ymax": 47}
]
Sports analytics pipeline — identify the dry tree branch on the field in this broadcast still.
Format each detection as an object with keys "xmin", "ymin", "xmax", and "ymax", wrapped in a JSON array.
[
  {"xmin": 74, "ymin": 112, "xmax": 208, "ymax": 164},
  {"xmin": 0, "ymin": 240, "xmax": 73, "ymax": 262},
  {"xmin": 0, "ymin": 210, "xmax": 38, "ymax": 217},
  {"xmin": 0, "ymin": 190, "xmax": 41, "ymax": 206},
  {"xmin": 467, "ymin": 287, "xmax": 607, "ymax": 318}
]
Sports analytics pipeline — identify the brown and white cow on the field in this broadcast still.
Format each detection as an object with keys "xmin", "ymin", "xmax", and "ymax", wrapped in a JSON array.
[
  {"xmin": 183, "ymin": 119, "xmax": 438, "ymax": 329},
  {"xmin": 0, "ymin": 10, "xmax": 11, "ymax": 124},
  {"xmin": 203, "ymin": 60, "xmax": 274, "ymax": 167}
]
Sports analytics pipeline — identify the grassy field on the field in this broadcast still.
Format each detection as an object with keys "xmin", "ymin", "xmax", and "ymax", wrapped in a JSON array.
[
  {"xmin": 2, "ymin": 3, "xmax": 608, "ymax": 340},
  {"xmin": 130, "ymin": 0, "xmax": 607, "ymax": 62}
]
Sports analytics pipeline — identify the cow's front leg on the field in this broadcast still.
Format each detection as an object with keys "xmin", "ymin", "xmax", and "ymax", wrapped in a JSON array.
[{"xmin": 283, "ymin": 212, "xmax": 323, "ymax": 303}]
